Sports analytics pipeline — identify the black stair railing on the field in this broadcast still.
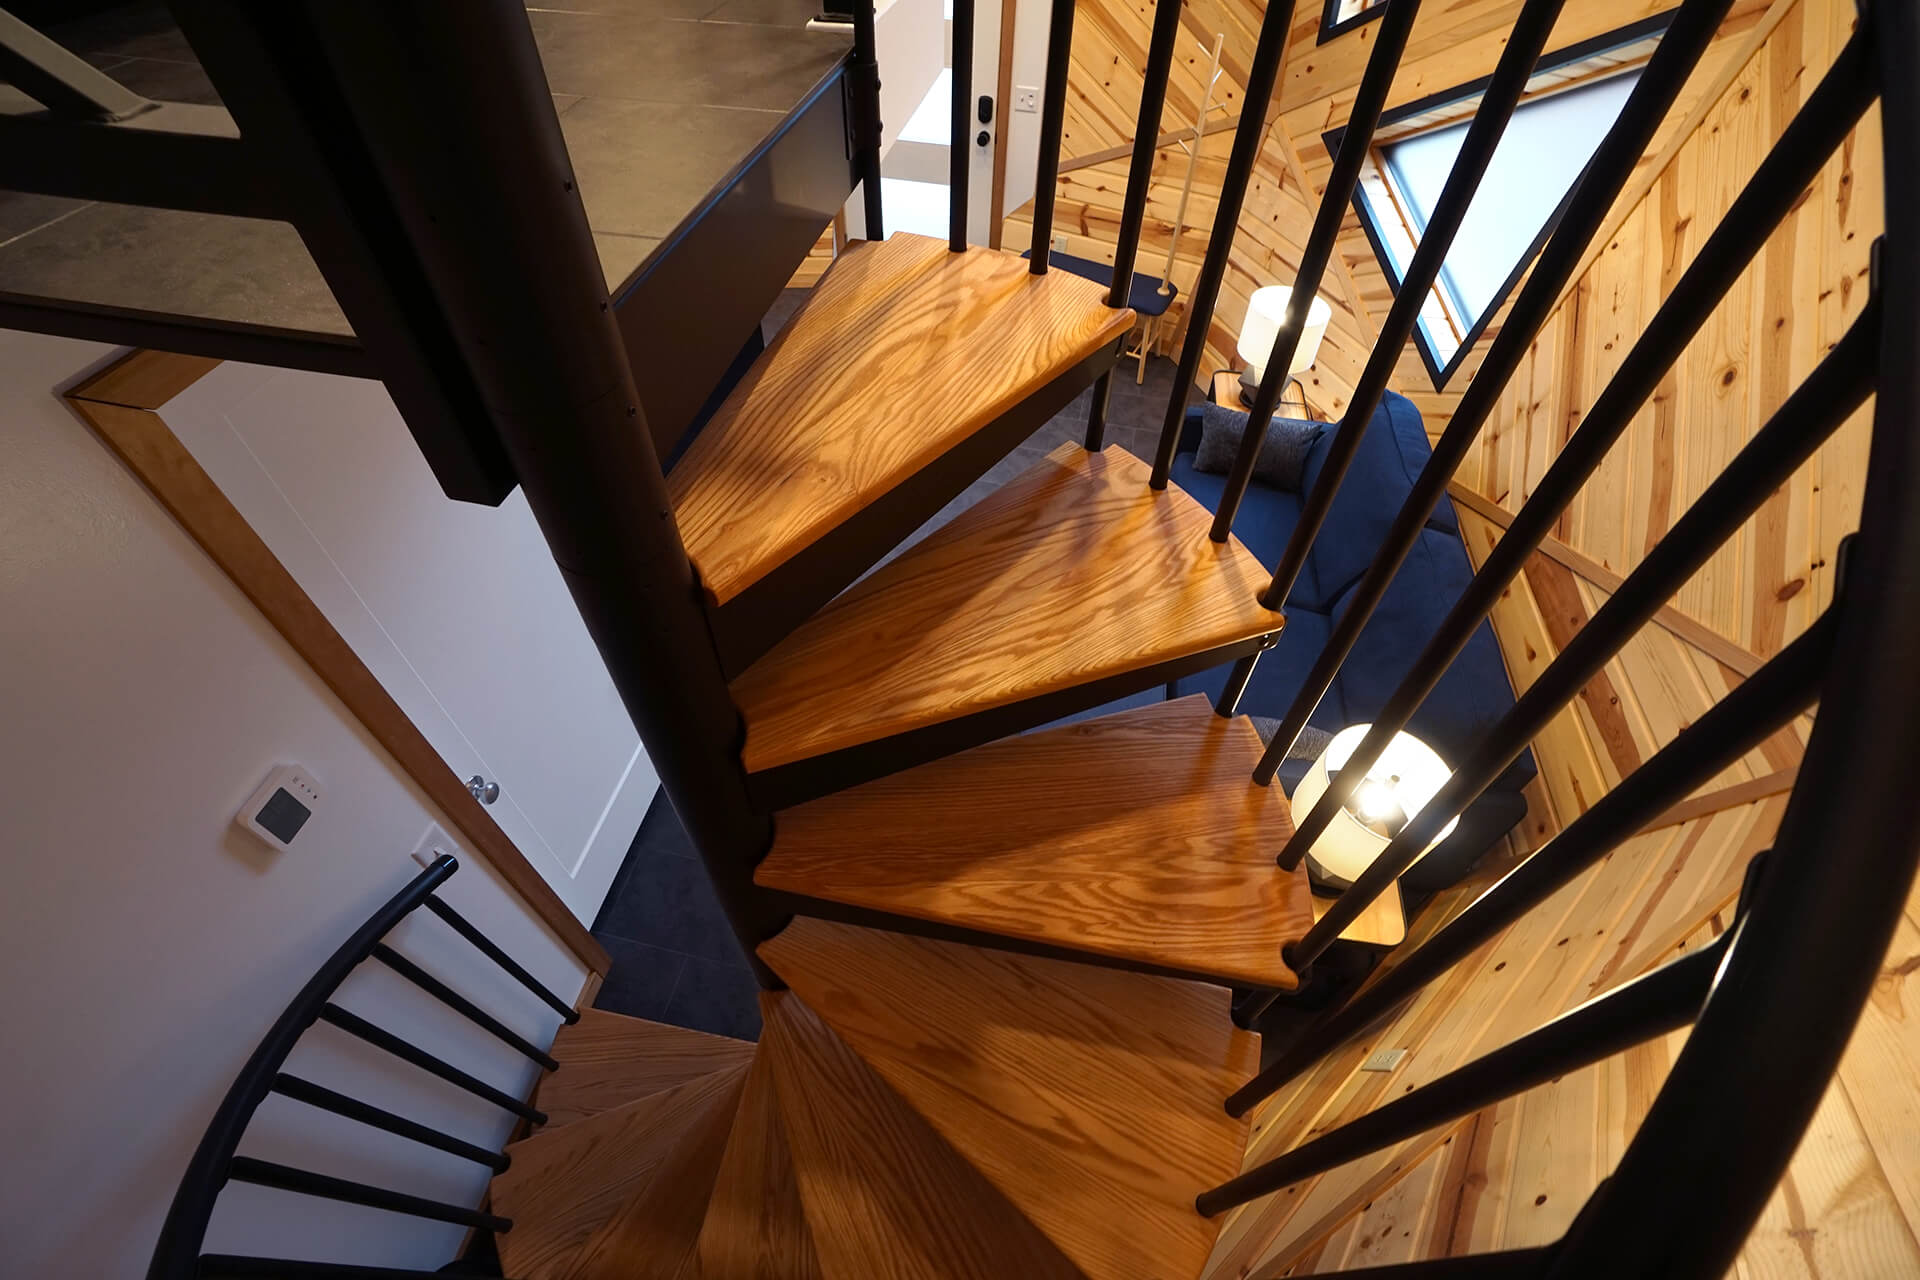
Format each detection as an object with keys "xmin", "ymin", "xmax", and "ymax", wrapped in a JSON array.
[
  {"xmin": 1247, "ymin": 0, "xmax": 1737, "ymax": 766},
  {"xmin": 1200, "ymin": 2, "xmax": 1918, "ymax": 1274},
  {"xmin": 1149, "ymin": 0, "xmax": 1298, "ymax": 486},
  {"xmin": 1205, "ymin": 0, "xmax": 1422, "ymax": 547},
  {"xmin": 147, "ymin": 856, "xmax": 580, "ymax": 1280},
  {"xmin": 1084, "ymin": 0, "xmax": 1184, "ymax": 449},
  {"xmin": 950, "ymin": 0, "xmax": 974, "ymax": 251},
  {"xmin": 853, "ymin": 0, "xmax": 885, "ymax": 240},
  {"xmin": 1263, "ymin": 28, "xmax": 1875, "ymax": 981},
  {"xmin": 1026, "ymin": 0, "xmax": 1078, "ymax": 276}
]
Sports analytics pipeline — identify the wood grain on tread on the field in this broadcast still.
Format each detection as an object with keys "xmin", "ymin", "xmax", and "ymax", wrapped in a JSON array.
[
  {"xmin": 758, "ymin": 695, "xmax": 1312, "ymax": 988},
  {"xmin": 734, "ymin": 443, "xmax": 1282, "ymax": 774},
  {"xmin": 761, "ymin": 920, "xmax": 1257, "ymax": 1280},
  {"xmin": 490, "ymin": 1066, "xmax": 746, "ymax": 1280},
  {"xmin": 763, "ymin": 992, "xmax": 1083, "ymax": 1280},
  {"xmin": 689, "ymin": 1006, "xmax": 823, "ymax": 1280},
  {"xmin": 564, "ymin": 1065, "xmax": 744, "ymax": 1280},
  {"xmin": 669, "ymin": 232, "xmax": 1134, "ymax": 606},
  {"xmin": 538, "ymin": 1008, "xmax": 756, "ymax": 1129}
]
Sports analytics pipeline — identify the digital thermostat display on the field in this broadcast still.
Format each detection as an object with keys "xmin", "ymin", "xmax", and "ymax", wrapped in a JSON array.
[{"xmin": 236, "ymin": 765, "xmax": 323, "ymax": 852}]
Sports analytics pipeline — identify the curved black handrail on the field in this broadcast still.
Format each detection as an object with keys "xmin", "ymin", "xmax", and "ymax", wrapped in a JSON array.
[
  {"xmin": 1542, "ymin": 0, "xmax": 1920, "ymax": 1271},
  {"xmin": 146, "ymin": 856, "xmax": 457, "ymax": 1280}
]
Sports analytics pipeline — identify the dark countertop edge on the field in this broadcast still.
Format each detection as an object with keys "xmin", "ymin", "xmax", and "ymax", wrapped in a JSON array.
[{"xmin": 610, "ymin": 49, "xmax": 851, "ymax": 305}]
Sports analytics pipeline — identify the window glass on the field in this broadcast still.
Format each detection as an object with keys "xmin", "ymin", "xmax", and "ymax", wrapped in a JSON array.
[{"xmin": 1373, "ymin": 69, "xmax": 1641, "ymax": 369}]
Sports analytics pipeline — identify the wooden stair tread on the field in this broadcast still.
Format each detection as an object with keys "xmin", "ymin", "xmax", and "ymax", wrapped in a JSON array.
[
  {"xmin": 764, "ymin": 991, "xmax": 1082, "ymax": 1280},
  {"xmin": 757, "ymin": 694, "xmax": 1313, "ymax": 988},
  {"xmin": 564, "ymin": 1063, "xmax": 745, "ymax": 1280},
  {"xmin": 688, "ymin": 1004, "xmax": 824, "ymax": 1280},
  {"xmin": 734, "ymin": 443, "xmax": 1283, "ymax": 775},
  {"xmin": 760, "ymin": 919, "xmax": 1259, "ymax": 1280},
  {"xmin": 538, "ymin": 1007, "xmax": 756, "ymax": 1130},
  {"xmin": 490, "ymin": 1066, "xmax": 746, "ymax": 1280},
  {"xmin": 668, "ymin": 232, "xmax": 1134, "ymax": 608}
]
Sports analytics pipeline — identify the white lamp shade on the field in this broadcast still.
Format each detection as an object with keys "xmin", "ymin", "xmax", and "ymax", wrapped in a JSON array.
[
  {"xmin": 1292, "ymin": 724, "xmax": 1458, "ymax": 886},
  {"xmin": 1237, "ymin": 286, "xmax": 1333, "ymax": 384}
]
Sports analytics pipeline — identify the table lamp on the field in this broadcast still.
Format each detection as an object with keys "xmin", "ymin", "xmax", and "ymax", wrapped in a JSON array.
[
  {"xmin": 1292, "ymin": 724, "xmax": 1457, "ymax": 890},
  {"xmin": 1237, "ymin": 285, "xmax": 1332, "ymax": 404}
]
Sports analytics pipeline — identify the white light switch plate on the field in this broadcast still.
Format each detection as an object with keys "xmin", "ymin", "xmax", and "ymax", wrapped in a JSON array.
[
  {"xmin": 1361, "ymin": 1047, "xmax": 1409, "ymax": 1073},
  {"xmin": 1015, "ymin": 85, "xmax": 1039, "ymax": 113}
]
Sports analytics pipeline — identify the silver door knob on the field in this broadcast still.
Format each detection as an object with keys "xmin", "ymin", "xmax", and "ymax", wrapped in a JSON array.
[{"xmin": 467, "ymin": 775, "xmax": 499, "ymax": 805}]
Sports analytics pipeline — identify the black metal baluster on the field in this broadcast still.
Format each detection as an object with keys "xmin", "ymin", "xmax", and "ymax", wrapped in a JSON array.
[
  {"xmin": 1200, "ymin": 937, "xmax": 1725, "ymax": 1214},
  {"xmin": 1547, "ymin": 7, "xmax": 1915, "ymax": 1268},
  {"xmin": 270, "ymin": 1073, "xmax": 510, "ymax": 1171},
  {"xmin": 1228, "ymin": 608, "xmax": 1837, "ymax": 1114},
  {"xmin": 1281, "ymin": 316, "xmax": 1873, "ymax": 971},
  {"xmin": 227, "ymin": 1157, "xmax": 512, "ymax": 1231},
  {"xmin": 1027, "ymin": 0, "xmax": 1076, "ymax": 275},
  {"xmin": 1248, "ymin": 0, "xmax": 1737, "ymax": 768},
  {"xmin": 319, "ymin": 1004, "xmax": 547, "ymax": 1125},
  {"xmin": 1273, "ymin": 46, "xmax": 1877, "ymax": 857},
  {"xmin": 146, "ymin": 856, "xmax": 458, "ymax": 1280},
  {"xmin": 1084, "ymin": 0, "xmax": 1183, "ymax": 449},
  {"xmin": 371, "ymin": 943, "xmax": 560, "ymax": 1069},
  {"xmin": 854, "ymin": 0, "xmax": 885, "ymax": 239},
  {"xmin": 950, "ymin": 0, "xmax": 974, "ymax": 250},
  {"xmin": 1147, "ymin": 0, "xmax": 1298, "ymax": 486},
  {"xmin": 424, "ymin": 894, "xmax": 579, "ymax": 1023},
  {"xmin": 1209, "ymin": 0, "xmax": 1421, "ymax": 546}
]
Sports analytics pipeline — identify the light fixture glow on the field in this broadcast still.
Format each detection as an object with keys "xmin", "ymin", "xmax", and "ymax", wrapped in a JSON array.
[
  {"xmin": 1292, "ymin": 725, "xmax": 1457, "ymax": 890},
  {"xmin": 1237, "ymin": 286, "xmax": 1333, "ymax": 385}
]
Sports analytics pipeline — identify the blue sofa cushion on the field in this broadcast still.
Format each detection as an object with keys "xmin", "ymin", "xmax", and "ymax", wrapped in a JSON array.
[
  {"xmin": 1169, "ymin": 606, "xmax": 1347, "ymax": 735},
  {"xmin": 1192, "ymin": 402, "xmax": 1323, "ymax": 491},
  {"xmin": 1332, "ymin": 527, "xmax": 1537, "ymax": 794},
  {"xmin": 1299, "ymin": 390, "xmax": 1459, "ymax": 601},
  {"xmin": 1171, "ymin": 451, "xmax": 1337, "ymax": 612}
]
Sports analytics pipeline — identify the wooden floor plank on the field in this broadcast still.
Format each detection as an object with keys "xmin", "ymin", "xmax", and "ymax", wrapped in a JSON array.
[
  {"xmin": 761, "ymin": 919, "xmax": 1257, "ymax": 1280},
  {"xmin": 689, "ymin": 1005, "xmax": 824, "ymax": 1280},
  {"xmin": 764, "ymin": 992, "xmax": 1082, "ymax": 1280},
  {"xmin": 491, "ymin": 1067, "xmax": 746, "ymax": 1280},
  {"xmin": 538, "ymin": 1008, "xmax": 756, "ymax": 1130},
  {"xmin": 669, "ymin": 232, "xmax": 1133, "ymax": 607},
  {"xmin": 757, "ymin": 695, "xmax": 1313, "ymax": 988},
  {"xmin": 734, "ymin": 443, "xmax": 1283, "ymax": 774}
]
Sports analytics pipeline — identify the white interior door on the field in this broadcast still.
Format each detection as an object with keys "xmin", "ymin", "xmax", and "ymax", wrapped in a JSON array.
[{"xmin": 160, "ymin": 363, "xmax": 656, "ymax": 924}]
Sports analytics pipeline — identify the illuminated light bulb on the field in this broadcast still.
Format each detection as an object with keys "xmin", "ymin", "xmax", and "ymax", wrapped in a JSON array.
[{"xmin": 1292, "ymin": 726, "xmax": 1457, "ymax": 890}]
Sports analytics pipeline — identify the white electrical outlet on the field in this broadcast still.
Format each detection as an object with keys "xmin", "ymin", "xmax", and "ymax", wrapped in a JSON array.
[
  {"xmin": 1051, "ymin": 234, "xmax": 1069, "ymax": 255},
  {"xmin": 411, "ymin": 822, "xmax": 458, "ymax": 869},
  {"xmin": 1361, "ymin": 1047, "xmax": 1409, "ymax": 1073},
  {"xmin": 1015, "ymin": 85, "xmax": 1039, "ymax": 113}
]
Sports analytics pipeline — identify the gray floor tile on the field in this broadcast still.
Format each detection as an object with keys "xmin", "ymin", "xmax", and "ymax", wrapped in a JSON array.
[
  {"xmin": 595, "ymin": 842, "xmax": 747, "ymax": 968},
  {"xmin": 662, "ymin": 957, "xmax": 764, "ymax": 1040},
  {"xmin": 562, "ymin": 97, "xmax": 786, "ymax": 239},
  {"xmin": 591, "ymin": 935, "xmax": 688, "ymax": 1023}
]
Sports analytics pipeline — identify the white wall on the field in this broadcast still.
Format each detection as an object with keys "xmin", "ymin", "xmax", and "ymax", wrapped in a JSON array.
[{"xmin": 0, "ymin": 330, "xmax": 591, "ymax": 1278}]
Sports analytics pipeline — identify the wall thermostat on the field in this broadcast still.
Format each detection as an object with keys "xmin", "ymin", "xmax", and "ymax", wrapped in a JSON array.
[{"xmin": 236, "ymin": 765, "xmax": 323, "ymax": 852}]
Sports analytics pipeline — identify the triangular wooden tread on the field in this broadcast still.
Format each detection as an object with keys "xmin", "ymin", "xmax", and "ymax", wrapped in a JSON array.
[
  {"xmin": 764, "ymin": 991, "xmax": 1082, "ymax": 1280},
  {"xmin": 688, "ymin": 1003, "xmax": 824, "ymax": 1280},
  {"xmin": 757, "ymin": 695, "xmax": 1313, "ymax": 989},
  {"xmin": 760, "ymin": 919, "xmax": 1259, "ymax": 1280},
  {"xmin": 490, "ymin": 1065, "xmax": 746, "ymax": 1280},
  {"xmin": 733, "ymin": 443, "xmax": 1283, "ymax": 782},
  {"xmin": 537, "ymin": 1007, "xmax": 756, "ymax": 1130},
  {"xmin": 668, "ymin": 232, "xmax": 1133, "ymax": 609}
]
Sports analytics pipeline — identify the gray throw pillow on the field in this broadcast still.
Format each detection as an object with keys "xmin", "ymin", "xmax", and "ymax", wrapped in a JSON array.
[{"xmin": 1192, "ymin": 401, "xmax": 1322, "ymax": 491}]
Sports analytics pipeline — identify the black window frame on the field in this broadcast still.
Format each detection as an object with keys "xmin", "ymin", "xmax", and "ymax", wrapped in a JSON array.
[
  {"xmin": 1327, "ymin": 11, "xmax": 1674, "ymax": 388},
  {"xmin": 1319, "ymin": 0, "xmax": 1389, "ymax": 44}
]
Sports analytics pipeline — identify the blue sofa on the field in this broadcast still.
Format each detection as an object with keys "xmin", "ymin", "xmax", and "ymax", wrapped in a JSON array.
[{"xmin": 1169, "ymin": 390, "xmax": 1534, "ymax": 895}]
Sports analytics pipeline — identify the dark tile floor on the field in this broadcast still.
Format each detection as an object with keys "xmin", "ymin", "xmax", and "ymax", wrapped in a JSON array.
[{"xmin": 589, "ymin": 301, "xmax": 1197, "ymax": 1040}]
